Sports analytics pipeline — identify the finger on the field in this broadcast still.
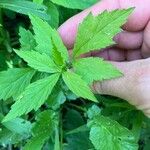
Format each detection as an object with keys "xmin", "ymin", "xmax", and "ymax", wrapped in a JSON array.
[
  {"xmin": 114, "ymin": 31, "xmax": 143, "ymax": 50},
  {"xmin": 126, "ymin": 49, "xmax": 142, "ymax": 61},
  {"xmin": 92, "ymin": 48, "xmax": 126, "ymax": 61},
  {"xmin": 142, "ymin": 21, "xmax": 150, "ymax": 58},
  {"xmin": 108, "ymin": 48, "xmax": 125, "ymax": 61},
  {"xmin": 68, "ymin": 49, "xmax": 92, "ymax": 58},
  {"xmin": 93, "ymin": 58, "xmax": 150, "ymax": 116},
  {"xmin": 91, "ymin": 49, "xmax": 109, "ymax": 60},
  {"xmin": 58, "ymin": 0, "xmax": 150, "ymax": 49}
]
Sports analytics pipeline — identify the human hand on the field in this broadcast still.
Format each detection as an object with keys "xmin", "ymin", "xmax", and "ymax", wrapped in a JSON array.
[{"xmin": 58, "ymin": 0, "xmax": 150, "ymax": 117}]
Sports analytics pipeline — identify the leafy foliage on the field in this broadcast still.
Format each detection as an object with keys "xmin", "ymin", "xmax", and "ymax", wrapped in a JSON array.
[
  {"xmin": 15, "ymin": 50, "xmax": 61, "ymax": 73},
  {"xmin": 73, "ymin": 57, "xmax": 122, "ymax": 84},
  {"xmin": 0, "ymin": 0, "xmax": 49, "ymax": 20},
  {"xmin": 44, "ymin": 1, "xmax": 59, "ymax": 28},
  {"xmin": 0, "ymin": 68, "xmax": 35, "ymax": 100},
  {"xmin": 73, "ymin": 9, "xmax": 133, "ymax": 58},
  {"xmin": 24, "ymin": 110, "xmax": 57, "ymax": 150},
  {"xmin": 2, "ymin": 118, "xmax": 32, "ymax": 137},
  {"xmin": 88, "ymin": 115, "xmax": 138, "ymax": 150},
  {"xmin": 3, "ymin": 73, "xmax": 60, "ymax": 122},
  {"xmin": 50, "ymin": 0, "xmax": 99, "ymax": 10},
  {"xmin": 19, "ymin": 27, "xmax": 36, "ymax": 51},
  {"xmin": 62, "ymin": 71, "xmax": 97, "ymax": 102},
  {"xmin": 0, "ymin": 1, "xmax": 149, "ymax": 150}
]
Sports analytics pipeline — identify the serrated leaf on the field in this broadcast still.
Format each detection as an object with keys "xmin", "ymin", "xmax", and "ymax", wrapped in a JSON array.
[
  {"xmin": 50, "ymin": 28, "xmax": 69, "ymax": 65},
  {"xmin": 24, "ymin": 110, "xmax": 57, "ymax": 150},
  {"xmin": 29, "ymin": 14, "xmax": 52, "ymax": 55},
  {"xmin": 3, "ymin": 73, "xmax": 60, "ymax": 122},
  {"xmin": 15, "ymin": 50, "xmax": 61, "ymax": 73},
  {"xmin": 73, "ymin": 9, "xmax": 133, "ymax": 58},
  {"xmin": 62, "ymin": 71, "xmax": 97, "ymax": 102},
  {"xmin": 88, "ymin": 116, "xmax": 138, "ymax": 150},
  {"xmin": 19, "ymin": 27, "xmax": 36, "ymax": 51},
  {"xmin": 50, "ymin": 0, "xmax": 98, "ymax": 10},
  {"xmin": 0, "ymin": 0, "xmax": 49, "ymax": 20},
  {"xmin": 29, "ymin": 15, "xmax": 69, "ymax": 64},
  {"xmin": 73, "ymin": 57, "xmax": 122, "ymax": 84},
  {"xmin": 0, "ymin": 68, "xmax": 35, "ymax": 100}
]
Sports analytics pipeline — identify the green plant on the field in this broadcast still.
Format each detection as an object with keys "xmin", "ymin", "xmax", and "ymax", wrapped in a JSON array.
[{"xmin": 0, "ymin": 0, "xmax": 149, "ymax": 150}]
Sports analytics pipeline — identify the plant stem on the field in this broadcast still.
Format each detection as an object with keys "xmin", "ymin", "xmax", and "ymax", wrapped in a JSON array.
[
  {"xmin": 68, "ymin": 103, "xmax": 87, "ymax": 112},
  {"xmin": 59, "ymin": 109, "xmax": 63, "ymax": 150}
]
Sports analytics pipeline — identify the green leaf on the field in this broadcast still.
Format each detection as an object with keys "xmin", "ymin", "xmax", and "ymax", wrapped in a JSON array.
[
  {"xmin": 29, "ymin": 14, "xmax": 69, "ymax": 64},
  {"xmin": 15, "ymin": 50, "xmax": 61, "ymax": 73},
  {"xmin": 0, "ymin": 128, "xmax": 23, "ymax": 145},
  {"xmin": 29, "ymin": 14, "xmax": 52, "ymax": 55},
  {"xmin": 0, "ymin": 0, "xmax": 49, "ymax": 20},
  {"xmin": 0, "ymin": 68, "xmax": 35, "ymax": 100},
  {"xmin": 87, "ymin": 105, "xmax": 101, "ymax": 119},
  {"xmin": 3, "ymin": 73, "xmax": 60, "ymax": 122},
  {"xmin": 24, "ymin": 110, "xmax": 57, "ymax": 150},
  {"xmin": 45, "ymin": 1, "xmax": 59, "ymax": 29},
  {"xmin": 73, "ymin": 57, "xmax": 122, "ymax": 84},
  {"xmin": 64, "ymin": 109, "xmax": 84, "ymax": 130},
  {"xmin": 33, "ymin": 0, "xmax": 44, "ymax": 3},
  {"xmin": 19, "ymin": 27, "xmax": 36, "ymax": 51},
  {"xmin": 47, "ymin": 84, "xmax": 66, "ymax": 110},
  {"xmin": 2, "ymin": 118, "xmax": 32, "ymax": 137},
  {"xmin": 50, "ymin": 26, "xmax": 69, "ymax": 65},
  {"xmin": 88, "ymin": 116, "xmax": 138, "ymax": 150},
  {"xmin": 64, "ymin": 131, "xmax": 93, "ymax": 150},
  {"xmin": 64, "ymin": 109, "xmax": 93, "ymax": 150},
  {"xmin": 62, "ymin": 71, "xmax": 97, "ymax": 102},
  {"xmin": 73, "ymin": 9, "xmax": 133, "ymax": 58},
  {"xmin": 50, "ymin": 0, "xmax": 98, "ymax": 10}
]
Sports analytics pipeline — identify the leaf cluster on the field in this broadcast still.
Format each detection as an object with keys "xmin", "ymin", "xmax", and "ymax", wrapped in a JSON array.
[{"xmin": 0, "ymin": 1, "xmax": 149, "ymax": 150}]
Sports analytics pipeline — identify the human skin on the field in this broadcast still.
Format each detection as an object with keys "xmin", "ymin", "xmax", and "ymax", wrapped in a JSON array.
[{"xmin": 58, "ymin": 0, "xmax": 150, "ymax": 117}]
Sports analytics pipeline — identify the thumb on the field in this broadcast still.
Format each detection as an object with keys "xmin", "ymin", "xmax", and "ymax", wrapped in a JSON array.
[{"xmin": 93, "ymin": 58, "xmax": 150, "ymax": 117}]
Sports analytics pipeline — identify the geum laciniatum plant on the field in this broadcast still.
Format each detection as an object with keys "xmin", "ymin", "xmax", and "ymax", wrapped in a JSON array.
[{"xmin": 0, "ymin": 7, "xmax": 140, "ymax": 150}]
